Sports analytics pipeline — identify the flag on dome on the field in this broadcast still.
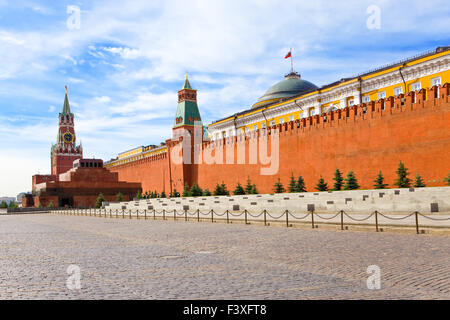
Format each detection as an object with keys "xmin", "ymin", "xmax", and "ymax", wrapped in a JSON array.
[{"xmin": 284, "ymin": 50, "xmax": 291, "ymax": 59}]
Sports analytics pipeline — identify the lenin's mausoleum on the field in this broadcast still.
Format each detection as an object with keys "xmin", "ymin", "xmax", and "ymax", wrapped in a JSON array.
[{"xmin": 26, "ymin": 47, "xmax": 450, "ymax": 208}]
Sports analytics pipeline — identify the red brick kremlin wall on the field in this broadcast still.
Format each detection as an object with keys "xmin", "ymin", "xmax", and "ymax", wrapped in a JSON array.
[{"xmin": 109, "ymin": 84, "xmax": 450, "ymax": 194}]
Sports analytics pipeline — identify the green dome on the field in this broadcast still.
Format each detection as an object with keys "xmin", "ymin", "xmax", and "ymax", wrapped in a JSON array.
[{"xmin": 253, "ymin": 72, "xmax": 318, "ymax": 108}]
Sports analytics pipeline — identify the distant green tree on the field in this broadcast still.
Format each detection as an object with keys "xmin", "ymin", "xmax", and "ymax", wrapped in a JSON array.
[
  {"xmin": 95, "ymin": 193, "xmax": 105, "ymax": 208},
  {"xmin": 189, "ymin": 184, "xmax": 203, "ymax": 197},
  {"xmin": 37, "ymin": 202, "xmax": 43, "ymax": 208},
  {"xmin": 213, "ymin": 182, "xmax": 229, "ymax": 196},
  {"xmin": 394, "ymin": 161, "xmax": 411, "ymax": 188},
  {"xmin": 273, "ymin": 178, "xmax": 285, "ymax": 193},
  {"xmin": 296, "ymin": 175, "xmax": 307, "ymax": 192},
  {"xmin": 116, "ymin": 192, "xmax": 123, "ymax": 202},
  {"xmin": 144, "ymin": 191, "xmax": 149, "ymax": 199},
  {"xmin": 288, "ymin": 173, "xmax": 298, "ymax": 193},
  {"xmin": 413, "ymin": 173, "xmax": 426, "ymax": 188},
  {"xmin": 315, "ymin": 176, "xmax": 329, "ymax": 191},
  {"xmin": 172, "ymin": 188, "xmax": 180, "ymax": 197},
  {"xmin": 182, "ymin": 184, "xmax": 190, "ymax": 197},
  {"xmin": 250, "ymin": 184, "xmax": 258, "ymax": 194},
  {"xmin": 373, "ymin": 171, "xmax": 388, "ymax": 189},
  {"xmin": 333, "ymin": 169, "xmax": 344, "ymax": 191},
  {"xmin": 47, "ymin": 202, "xmax": 54, "ymax": 208},
  {"xmin": 153, "ymin": 190, "xmax": 159, "ymax": 198},
  {"xmin": 233, "ymin": 182, "xmax": 246, "ymax": 195},
  {"xmin": 444, "ymin": 172, "xmax": 450, "ymax": 186},
  {"xmin": 202, "ymin": 188, "xmax": 211, "ymax": 196},
  {"xmin": 344, "ymin": 171, "xmax": 360, "ymax": 190},
  {"xmin": 160, "ymin": 191, "xmax": 167, "ymax": 198},
  {"xmin": 244, "ymin": 177, "xmax": 253, "ymax": 194},
  {"xmin": 0, "ymin": 201, "xmax": 7, "ymax": 208},
  {"xmin": 135, "ymin": 190, "xmax": 142, "ymax": 200},
  {"xmin": 221, "ymin": 182, "xmax": 229, "ymax": 195}
]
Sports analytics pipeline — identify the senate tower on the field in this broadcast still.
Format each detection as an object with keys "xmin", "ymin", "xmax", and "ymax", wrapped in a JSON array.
[{"xmin": 50, "ymin": 86, "xmax": 83, "ymax": 176}]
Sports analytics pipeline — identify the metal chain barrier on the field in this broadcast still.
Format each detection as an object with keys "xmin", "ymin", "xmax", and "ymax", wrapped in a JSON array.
[
  {"xmin": 417, "ymin": 213, "xmax": 450, "ymax": 221},
  {"xmin": 314, "ymin": 212, "xmax": 341, "ymax": 220},
  {"xmin": 52, "ymin": 205, "xmax": 449, "ymax": 235},
  {"xmin": 343, "ymin": 212, "xmax": 375, "ymax": 222}
]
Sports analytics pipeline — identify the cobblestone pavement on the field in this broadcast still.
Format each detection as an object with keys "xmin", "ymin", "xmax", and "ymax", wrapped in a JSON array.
[{"xmin": 0, "ymin": 214, "xmax": 449, "ymax": 299}]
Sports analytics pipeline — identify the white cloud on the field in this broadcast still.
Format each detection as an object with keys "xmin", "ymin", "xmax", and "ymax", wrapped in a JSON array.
[{"xmin": 94, "ymin": 96, "xmax": 111, "ymax": 103}]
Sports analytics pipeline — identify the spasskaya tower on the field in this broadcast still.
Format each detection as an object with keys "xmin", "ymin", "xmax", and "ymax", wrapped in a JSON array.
[{"xmin": 51, "ymin": 86, "xmax": 83, "ymax": 176}]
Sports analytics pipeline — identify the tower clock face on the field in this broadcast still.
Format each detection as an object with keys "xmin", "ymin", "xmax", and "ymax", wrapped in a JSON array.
[{"xmin": 63, "ymin": 132, "xmax": 74, "ymax": 143}]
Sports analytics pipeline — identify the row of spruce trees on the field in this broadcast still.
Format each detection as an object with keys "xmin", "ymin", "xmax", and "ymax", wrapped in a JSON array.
[{"xmin": 93, "ymin": 162, "xmax": 450, "ymax": 207}]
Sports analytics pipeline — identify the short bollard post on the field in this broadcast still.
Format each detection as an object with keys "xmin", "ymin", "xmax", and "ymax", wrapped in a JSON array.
[
  {"xmin": 245, "ymin": 210, "xmax": 248, "ymax": 225},
  {"xmin": 311, "ymin": 210, "xmax": 315, "ymax": 229},
  {"xmin": 110, "ymin": 209, "xmax": 112, "ymax": 218},
  {"xmin": 137, "ymin": 210, "xmax": 139, "ymax": 220},
  {"xmin": 340, "ymin": 210, "xmax": 344, "ymax": 230},
  {"xmin": 226, "ymin": 210, "xmax": 229, "ymax": 224},
  {"xmin": 264, "ymin": 210, "xmax": 267, "ymax": 226},
  {"xmin": 375, "ymin": 211, "xmax": 379, "ymax": 232},
  {"xmin": 116, "ymin": 209, "xmax": 118, "ymax": 218},
  {"xmin": 211, "ymin": 210, "xmax": 214, "ymax": 223},
  {"xmin": 144, "ymin": 209, "xmax": 147, "ymax": 220},
  {"xmin": 153, "ymin": 209, "xmax": 156, "ymax": 220},
  {"xmin": 415, "ymin": 211, "xmax": 419, "ymax": 234},
  {"xmin": 285, "ymin": 210, "xmax": 289, "ymax": 227},
  {"xmin": 197, "ymin": 209, "xmax": 200, "ymax": 222},
  {"xmin": 163, "ymin": 209, "xmax": 165, "ymax": 220},
  {"xmin": 122, "ymin": 209, "xmax": 124, "ymax": 219},
  {"xmin": 129, "ymin": 209, "xmax": 132, "ymax": 219},
  {"xmin": 173, "ymin": 210, "xmax": 176, "ymax": 221},
  {"xmin": 185, "ymin": 210, "xmax": 187, "ymax": 222}
]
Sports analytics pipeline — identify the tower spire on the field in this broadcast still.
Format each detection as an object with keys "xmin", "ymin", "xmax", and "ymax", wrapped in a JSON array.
[{"xmin": 62, "ymin": 85, "xmax": 71, "ymax": 114}]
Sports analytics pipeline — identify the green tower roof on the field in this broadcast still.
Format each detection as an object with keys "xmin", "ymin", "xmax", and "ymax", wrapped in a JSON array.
[
  {"xmin": 182, "ymin": 74, "xmax": 192, "ymax": 90},
  {"xmin": 62, "ymin": 85, "xmax": 71, "ymax": 114}
]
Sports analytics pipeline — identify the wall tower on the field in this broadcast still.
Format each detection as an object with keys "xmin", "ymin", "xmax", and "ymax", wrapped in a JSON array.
[{"xmin": 51, "ymin": 86, "xmax": 83, "ymax": 176}]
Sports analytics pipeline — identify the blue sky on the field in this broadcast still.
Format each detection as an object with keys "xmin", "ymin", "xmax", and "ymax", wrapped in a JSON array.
[{"xmin": 0, "ymin": 0, "xmax": 449, "ymax": 197}]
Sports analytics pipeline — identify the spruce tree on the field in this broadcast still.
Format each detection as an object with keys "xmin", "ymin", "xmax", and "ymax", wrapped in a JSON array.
[
  {"xmin": 182, "ymin": 184, "xmax": 190, "ymax": 197},
  {"xmin": 315, "ymin": 176, "xmax": 329, "ymax": 191},
  {"xmin": 394, "ymin": 161, "xmax": 411, "ymax": 188},
  {"xmin": 95, "ymin": 193, "xmax": 105, "ymax": 208},
  {"xmin": 160, "ymin": 191, "xmax": 167, "ymax": 198},
  {"xmin": 213, "ymin": 183, "xmax": 221, "ymax": 196},
  {"xmin": 245, "ymin": 177, "xmax": 253, "ymax": 194},
  {"xmin": 344, "ymin": 171, "xmax": 360, "ymax": 190},
  {"xmin": 233, "ymin": 182, "xmax": 246, "ymax": 195},
  {"xmin": 202, "ymin": 188, "xmax": 211, "ymax": 196},
  {"xmin": 116, "ymin": 192, "xmax": 123, "ymax": 202},
  {"xmin": 413, "ymin": 173, "xmax": 426, "ymax": 188},
  {"xmin": 135, "ymin": 190, "xmax": 142, "ymax": 199},
  {"xmin": 373, "ymin": 171, "xmax": 388, "ymax": 189},
  {"xmin": 189, "ymin": 184, "xmax": 203, "ymax": 197},
  {"xmin": 288, "ymin": 173, "xmax": 298, "ymax": 193},
  {"xmin": 220, "ymin": 182, "xmax": 229, "ymax": 196},
  {"xmin": 333, "ymin": 169, "xmax": 344, "ymax": 191},
  {"xmin": 250, "ymin": 184, "xmax": 258, "ymax": 194},
  {"xmin": 172, "ymin": 189, "xmax": 180, "ymax": 197},
  {"xmin": 296, "ymin": 175, "xmax": 307, "ymax": 192},
  {"xmin": 273, "ymin": 178, "xmax": 285, "ymax": 193},
  {"xmin": 444, "ymin": 172, "xmax": 450, "ymax": 186}
]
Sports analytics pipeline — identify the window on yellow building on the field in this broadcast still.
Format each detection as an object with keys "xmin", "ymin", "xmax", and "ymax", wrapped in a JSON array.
[
  {"xmin": 279, "ymin": 118, "xmax": 285, "ymax": 124},
  {"xmin": 411, "ymin": 82, "xmax": 421, "ymax": 92},
  {"xmin": 289, "ymin": 115, "xmax": 294, "ymax": 122},
  {"xmin": 394, "ymin": 86, "xmax": 403, "ymax": 96},
  {"xmin": 362, "ymin": 96, "xmax": 370, "ymax": 103},
  {"xmin": 377, "ymin": 91, "xmax": 386, "ymax": 100}
]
